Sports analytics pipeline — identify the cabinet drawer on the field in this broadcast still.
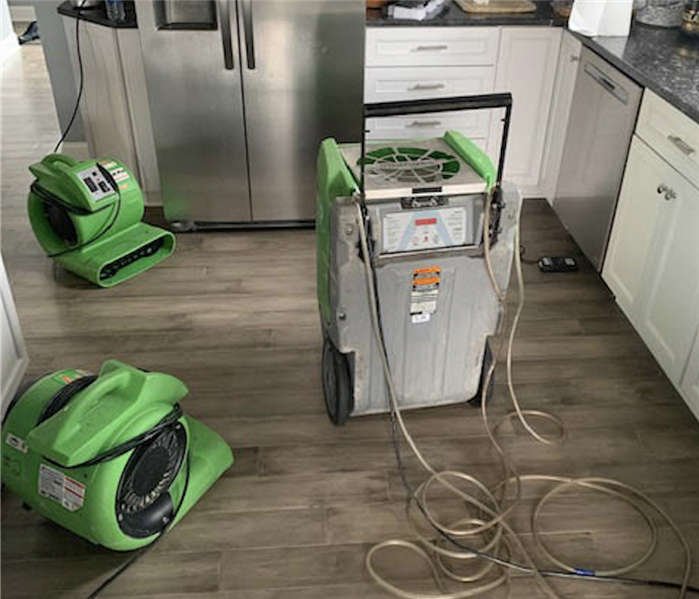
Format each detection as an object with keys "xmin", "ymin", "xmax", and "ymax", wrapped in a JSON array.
[
  {"xmin": 366, "ymin": 112, "xmax": 491, "ymax": 142},
  {"xmin": 366, "ymin": 27, "xmax": 500, "ymax": 67},
  {"xmin": 365, "ymin": 66, "xmax": 495, "ymax": 104},
  {"xmin": 636, "ymin": 90, "xmax": 699, "ymax": 188}
]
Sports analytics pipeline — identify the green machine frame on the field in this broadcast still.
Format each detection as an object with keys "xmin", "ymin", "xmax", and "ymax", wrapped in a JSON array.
[
  {"xmin": 2, "ymin": 361, "xmax": 233, "ymax": 551},
  {"xmin": 28, "ymin": 154, "xmax": 175, "ymax": 287}
]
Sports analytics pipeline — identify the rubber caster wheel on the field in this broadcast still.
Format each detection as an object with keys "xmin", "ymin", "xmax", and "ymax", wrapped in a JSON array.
[
  {"xmin": 169, "ymin": 221, "xmax": 196, "ymax": 233},
  {"xmin": 470, "ymin": 341, "xmax": 494, "ymax": 408},
  {"xmin": 322, "ymin": 337, "xmax": 354, "ymax": 426}
]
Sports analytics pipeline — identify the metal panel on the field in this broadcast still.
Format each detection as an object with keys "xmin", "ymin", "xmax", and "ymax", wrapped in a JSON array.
[
  {"xmin": 136, "ymin": 0, "xmax": 252, "ymax": 224},
  {"xmin": 239, "ymin": 0, "xmax": 364, "ymax": 222},
  {"xmin": 555, "ymin": 47, "xmax": 642, "ymax": 271}
]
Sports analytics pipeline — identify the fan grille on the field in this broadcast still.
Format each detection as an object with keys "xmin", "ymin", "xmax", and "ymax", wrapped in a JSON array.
[
  {"xmin": 360, "ymin": 147, "xmax": 461, "ymax": 185},
  {"xmin": 117, "ymin": 425, "xmax": 186, "ymax": 517}
]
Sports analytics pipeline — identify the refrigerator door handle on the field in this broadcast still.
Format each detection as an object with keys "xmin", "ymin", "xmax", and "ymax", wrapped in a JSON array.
[
  {"xmin": 218, "ymin": 0, "xmax": 235, "ymax": 70},
  {"xmin": 241, "ymin": 0, "xmax": 256, "ymax": 69}
]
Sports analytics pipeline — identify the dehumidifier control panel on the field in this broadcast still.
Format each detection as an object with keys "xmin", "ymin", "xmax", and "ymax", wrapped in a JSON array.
[
  {"xmin": 76, "ymin": 166, "xmax": 114, "ymax": 202},
  {"xmin": 381, "ymin": 206, "xmax": 467, "ymax": 254}
]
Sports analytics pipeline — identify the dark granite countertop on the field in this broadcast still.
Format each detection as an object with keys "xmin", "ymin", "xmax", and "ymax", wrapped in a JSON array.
[
  {"xmin": 58, "ymin": 0, "xmax": 137, "ymax": 29},
  {"xmin": 367, "ymin": 0, "xmax": 560, "ymax": 27},
  {"xmin": 572, "ymin": 25, "xmax": 699, "ymax": 124}
]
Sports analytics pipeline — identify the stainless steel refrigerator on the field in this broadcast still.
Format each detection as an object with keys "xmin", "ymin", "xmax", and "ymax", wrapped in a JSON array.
[{"xmin": 136, "ymin": 0, "xmax": 364, "ymax": 228}]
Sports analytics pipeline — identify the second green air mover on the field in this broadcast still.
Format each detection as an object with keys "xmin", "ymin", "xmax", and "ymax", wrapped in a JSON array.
[
  {"xmin": 28, "ymin": 154, "xmax": 175, "ymax": 287},
  {"xmin": 1, "ymin": 361, "xmax": 232, "ymax": 551}
]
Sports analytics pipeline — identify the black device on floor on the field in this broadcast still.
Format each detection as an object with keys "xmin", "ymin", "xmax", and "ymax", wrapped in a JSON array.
[{"xmin": 537, "ymin": 256, "xmax": 578, "ymax": 272}]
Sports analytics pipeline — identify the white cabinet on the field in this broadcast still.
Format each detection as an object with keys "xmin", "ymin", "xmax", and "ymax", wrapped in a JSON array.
[
  {"xmin": 488, "ymin": 27, "xmax": 562, "ymax": 194},
  {"xmin": 365, "ymin": 27, "xmax": 500, "ymax": 67},
  {"xmin": 681, "ymin": 331, "xmax": 699, "ymax": 420},
  {"xmin": 603, "ymin": 92, "xmax": 699, "ymax": 417},
  {"xmin": 364, "ymin": 26, "xmax": 560, "ymax": 195},
  {"xmin": 63, "ymin": 19, "xmax": 161, "ymax": 205},
  {"xmin": 540, "ymin": 30, "xmax": 582, "ymax": 204},
  {"xmin": 1, "ymin": 256, "xmax": 28, "ymax": 418}
]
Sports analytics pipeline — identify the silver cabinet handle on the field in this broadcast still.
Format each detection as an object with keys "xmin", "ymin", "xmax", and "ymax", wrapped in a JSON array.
[
  {"xmin": 241, "ymin": 0, "xmax": 255, "ymax": 70},
  {"xmin": 570, "ymin": 54, "xmax": 580, "ymax": 63},
  {"xmin": 407, "ymin": 120, "xmax": 442, "ymax": 128},
  {"xmin": 411, "ymin": 44, "xmax": 448, "ymax": 52},
  {"xmin": 218, "ymin": 0, "xmax": 234, "ymax": 70},
  {"xmin": 668, "ymin": 135, "xmax": 696, "ymax": 156},
  {"xmin": 657, "ymin": 183, "xmax": 677, "ymax": 201},
  {"xmin": 408, "ymin": 83, "xmax": 446, "ymax": 91}
]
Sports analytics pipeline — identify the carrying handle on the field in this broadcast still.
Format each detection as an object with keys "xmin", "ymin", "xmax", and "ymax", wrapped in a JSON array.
[
  {"xmin": 218, "ymin": 0, "xmax": 235, "ymax": 70},
  {"xmin": 41, "ymin": 153, "xmax": 79, "ymax": 173},
  {"xmin": 58, "ymin": 368, "xmax": 132, "ymax": 426},
  {"xmin": 361, "ymin": 93, "xmax": 513, "ymax": 195}
]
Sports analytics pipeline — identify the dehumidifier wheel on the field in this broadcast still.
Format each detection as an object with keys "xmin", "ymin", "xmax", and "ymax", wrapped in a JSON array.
[
  {"xmin": 471, "ymin": 341, "xmax": 494, "ymax": 408},
  {"xmin": 322, "ymin": 337, "xmax": 354, "ymax": 426}
]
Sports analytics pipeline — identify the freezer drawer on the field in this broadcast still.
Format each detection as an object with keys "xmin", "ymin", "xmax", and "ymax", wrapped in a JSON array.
[{"xmin": 555, "ymin": 47, "xmax": 642, "ymax": 271}]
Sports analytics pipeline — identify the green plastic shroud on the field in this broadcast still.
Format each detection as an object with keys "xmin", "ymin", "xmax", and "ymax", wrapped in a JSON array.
[
  {"xmin": 1, "ymin": 361, "xmax": 233, "ymax": 551},
  {"xmin": 28, "ymin": 154, "xmax": 175, "ymax": 287},
  {"xmin": 315, "ymin": 131, "xmax": 495, "ymax": 325}
]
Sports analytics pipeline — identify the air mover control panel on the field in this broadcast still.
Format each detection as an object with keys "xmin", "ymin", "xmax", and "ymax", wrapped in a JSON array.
[{"xmin": 77, "ymin": 166, "xmax": 114, "ymax": 202}]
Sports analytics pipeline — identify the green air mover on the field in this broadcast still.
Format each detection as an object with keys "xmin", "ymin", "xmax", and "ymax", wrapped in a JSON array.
[
  {"xmin": 28, "ymin": 154, "xmax": 175, "ymax": 287},
  {"xmin": 1, "ymin": 361, "xmax": 232, "ymax": 551}
]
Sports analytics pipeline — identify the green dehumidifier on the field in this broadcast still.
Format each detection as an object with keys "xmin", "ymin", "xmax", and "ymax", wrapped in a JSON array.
[
  {"xmin": 1, "ymin": 360, "xmax": 232, "ymax": 551},
  {"xmin": 28, "ymin": 154, "xmax": 175, "ymax": 287}
]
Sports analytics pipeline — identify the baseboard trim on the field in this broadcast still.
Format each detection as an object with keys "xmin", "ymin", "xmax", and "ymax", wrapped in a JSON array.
[
  {"xmin": 1, "ymin": 34, "xmax": 20, "ymax": 67},
  {"xmin": 59, "ymin": 140, "xmax": 90, "ymax": 161},
  {"xmin": 9, "ymin": 5, "xmax": 35, "ymax": 22}
]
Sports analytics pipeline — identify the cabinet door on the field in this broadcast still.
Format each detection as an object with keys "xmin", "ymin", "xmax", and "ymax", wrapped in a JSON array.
[
  {"xmin": 603, "ymin": 136, "xmax": 665, "ymax": 317},
  {"xmin": 1, "ymin": 257, "xmax": 28, "ymax": 418},
  {"xmin": 681, "ymin": 329, "xmax": 699, "ymax": 420},
  {"xmin": 488, "ymin": 27, "xmax": 561, "ymax": 194},
  {"xmin": 634, "ymin": 151, "xmax": 699, "ymax": 383},
  {"xmin": 541, "ymin": 30, "xmax": 582, "ymax": 204}
]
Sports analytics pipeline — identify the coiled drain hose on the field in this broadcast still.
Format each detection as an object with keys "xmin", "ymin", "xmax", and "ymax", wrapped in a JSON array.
[{"xmin": 354, "ymin": 193, "xmax": 692, "ymax": 599}]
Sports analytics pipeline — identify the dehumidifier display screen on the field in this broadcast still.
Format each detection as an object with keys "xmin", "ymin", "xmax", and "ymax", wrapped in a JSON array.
[{"xmin": 382, "ymin": 207, "xmax": 467, "ymax": 254}]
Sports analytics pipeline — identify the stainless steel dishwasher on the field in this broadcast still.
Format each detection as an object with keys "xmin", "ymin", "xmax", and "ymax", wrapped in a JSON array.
[{"xmin": 555, "ymin": 47, "xmax": 643, "ymax": 271}]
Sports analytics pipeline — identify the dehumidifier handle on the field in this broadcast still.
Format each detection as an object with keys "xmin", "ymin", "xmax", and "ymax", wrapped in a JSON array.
[{"xmin": 362, "ymin": 93, "xmax": 513, "ymax": 190}]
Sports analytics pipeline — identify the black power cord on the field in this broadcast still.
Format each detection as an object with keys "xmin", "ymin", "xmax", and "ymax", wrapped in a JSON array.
[
  {"xmin": 34, "ymin": 163, "xmax": 123, "ymax": 259},
  {"xmin": 357, "ymin": 206, "xmax": 699, "ymax": 596},
  {"xmin": 54, "ymin": 0, "xmax": 86, "ymax": 154}
]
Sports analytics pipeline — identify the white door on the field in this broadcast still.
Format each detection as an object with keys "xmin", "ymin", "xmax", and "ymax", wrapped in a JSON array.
[
  {"xmin": 1, "ymin": 256, "xmax": 29, "ymax": 418},
  {"xmin": 488, "ymin": 27, "xmax": 562, "ymax": 194},
  {"xmin": 681, "ymin": 328, "xmax": 699, "ymax": 421},
  {"xmin": 633, "ymin": 149, "xmax": 699, "ymax": 383},
  {"xmin": 541, "ymin": 30, "xmax": 582, "ymax": 204},
  {"xmin": 603, "ymin": 136, "xmax": 666, "ymax": 318}
]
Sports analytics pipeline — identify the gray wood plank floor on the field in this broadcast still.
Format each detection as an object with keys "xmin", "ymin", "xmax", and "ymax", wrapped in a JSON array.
[{"xmin": 2, "ymin": 38, "xmax": 698, "ymax": 599}]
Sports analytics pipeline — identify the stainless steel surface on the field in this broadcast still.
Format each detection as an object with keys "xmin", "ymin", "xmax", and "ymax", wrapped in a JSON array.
[
  {"xmin": 240, "ymin": 0, "xmax": 364, "ymax": 222},
  {"xmin": 136, "ymin": 0, "xmax": 251, "ymax": 223},
  {"xmin": 138, "ymin": 0, "xmax": 363, "ymax": 225},
  {"xmin": 240, "ymin": 0, "xmax": 255, "ymax": 70},
  {"xmin": 668, "ymin": 134, "xmax": 696, "ymax": 156},
  {"xmin": 158, "ymin": 0, "xmax": 217, "ymax": 27},
  {"xmin": 554, "ymin": 47, "xmax": 642, "ymax": 271},
  {"xmin": 218, "ymin": 0, "xmax": 235, "ymax": 70}
]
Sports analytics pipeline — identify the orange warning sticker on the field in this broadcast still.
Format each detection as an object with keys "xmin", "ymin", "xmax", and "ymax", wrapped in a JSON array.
[{"xmin": 413, "ymin": 266, "xmax": 441, "ymax": 275}]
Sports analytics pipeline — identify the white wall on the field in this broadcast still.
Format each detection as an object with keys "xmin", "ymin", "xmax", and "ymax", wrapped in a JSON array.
[{"xmin": 1, "ymin": 0, "xmax": 19, "ymax": 66}]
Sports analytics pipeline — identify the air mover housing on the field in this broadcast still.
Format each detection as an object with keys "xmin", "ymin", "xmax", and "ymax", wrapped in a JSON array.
[
  {"xmin": 28, "ymin": 154, "xmax": 175, "ymax": 287},
  {"xmin": 1, "ymin": 361, "xmax": 233, "ymax": 551}
]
